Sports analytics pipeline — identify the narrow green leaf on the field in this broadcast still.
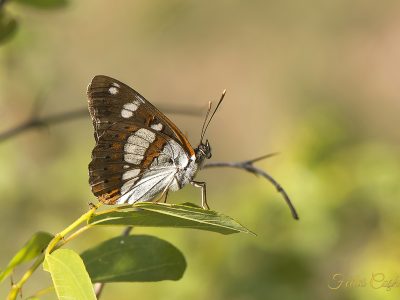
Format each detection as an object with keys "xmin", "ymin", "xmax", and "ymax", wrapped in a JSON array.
[
  {"xmin": 81, "ymin": 235, "xmax": 186, "ymax": 283},
  {"xmin": 43, "ymin": 249, "xmax": 96, "ymax": 300},
  {"xmin": 89, "ymin": 202, "xmax": 254, "ymax": 235},
  {"xmin": 0, "ymin": 231, "xmax": 53, "ymax": 282},
  {"xmin": 14, "ymin": 0, "xmax": 68, "ymax": 9},
  {"xmin": 0, "ymin": 12, "xmax": 18, "ymax": 45}
]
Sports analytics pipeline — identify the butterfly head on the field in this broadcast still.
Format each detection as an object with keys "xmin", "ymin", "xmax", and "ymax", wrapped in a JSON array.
[{"xmin": 195, "ymin": 139, "xmax": 212, "ymax": 162}]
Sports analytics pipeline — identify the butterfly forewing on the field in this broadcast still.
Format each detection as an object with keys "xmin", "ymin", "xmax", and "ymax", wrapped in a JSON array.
[
  {"xmin": 88, "ymin": 75, "xmax": 194, "ymax": 154},
  {"xmin": 87, "ymin": 75, "xmax": 194, "ymax": 205}
]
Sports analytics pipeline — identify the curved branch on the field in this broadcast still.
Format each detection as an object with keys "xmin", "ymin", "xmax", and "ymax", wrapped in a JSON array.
[{"xmin": 204, "ymin": 154, "xmax": 299, "ymax": 220}]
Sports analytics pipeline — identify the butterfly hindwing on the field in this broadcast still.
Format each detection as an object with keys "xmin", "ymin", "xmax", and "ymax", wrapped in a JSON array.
[{"xmin": 89, "ymin": 125, "xmax": 189, "ymax": 204}]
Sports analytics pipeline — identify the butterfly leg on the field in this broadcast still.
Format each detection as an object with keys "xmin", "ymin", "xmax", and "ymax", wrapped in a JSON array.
[
  {"xmin": 163, "ymin": 189, "xmax": 169, "ymax": 203},
  {"xmin": 190, "ymin": 181, "xmax": 209, "ymax": 210},
  {"xmin": 155, "ymin": 189, "xmax": 169, "ymax": 203},
  {"xmin": 154, "ymin": 178, "xmax": 173, "ymax": 204}
]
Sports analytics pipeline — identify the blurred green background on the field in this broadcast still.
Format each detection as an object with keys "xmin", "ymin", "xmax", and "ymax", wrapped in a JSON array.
[{"xmin": 1, "ymin": 0, "xmax": 400, "ymax": 299}]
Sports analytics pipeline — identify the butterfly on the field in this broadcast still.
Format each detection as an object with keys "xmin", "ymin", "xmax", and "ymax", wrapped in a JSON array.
[{"xmin": 87, "ymin": 75, "xmax": 224, "ymax": 209}]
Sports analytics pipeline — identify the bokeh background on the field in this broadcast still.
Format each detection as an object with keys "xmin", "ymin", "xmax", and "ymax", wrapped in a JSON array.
[{"xmin": 1, "ymin": 1, "xmax": 400, "ymax": 299}]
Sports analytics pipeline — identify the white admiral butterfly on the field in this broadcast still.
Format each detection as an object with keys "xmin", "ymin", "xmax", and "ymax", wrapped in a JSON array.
[{"xmin": 87, "ymin": 75, "xmax": 223, "ymax": 209}]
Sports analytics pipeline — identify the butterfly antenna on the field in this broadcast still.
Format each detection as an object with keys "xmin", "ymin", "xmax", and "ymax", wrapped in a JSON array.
[
  {"xmin": 200, "ymin": 101, "xmax": 212, "ymax": 143},
  {"xmin": 201, "ymin": 89, "xmax": 226, "ymax": 142}
]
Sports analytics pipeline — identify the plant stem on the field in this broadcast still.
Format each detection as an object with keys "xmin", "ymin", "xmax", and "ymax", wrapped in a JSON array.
[
  {"xmin": 45, "ymin": 206, "xmax": 98, "ymax": 255},
  {"xmin": 7, "ymin": 205, "xmax": 100, "ymax": 300},
  {"xmin": 7, "ymin": 254, "xmax": 44, "ymax": 300},
  {"xmin": 57, "ymin": 224, "xmax": 93, "ymax": 247}
]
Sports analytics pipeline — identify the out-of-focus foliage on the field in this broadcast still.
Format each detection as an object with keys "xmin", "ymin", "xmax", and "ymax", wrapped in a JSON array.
[
  {"xmin": 1, "ymin": 0, "xmax": 400, "ymax": 299},
  {"xmin": 0, "ymin": 0, "xmax": 68, "ymax": 46},
  {"xmin": 14, "ymin": 0, "xmax": 67, "ymax": 9},
  {"xmin": 0, "ymin": 10, "xmax": 17, "ymax": 44}
]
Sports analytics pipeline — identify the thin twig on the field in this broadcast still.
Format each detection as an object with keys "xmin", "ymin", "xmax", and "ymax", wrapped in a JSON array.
[
  {"xmin": 204, "ymin": 154, "xmax": 299, "ymax": 220},
  {"xmin": 94, "ymin": 226, "xmax": 133, "ymax": 299},
  {"xmin": 0, "ymin": 109, "xmax": 87, "ymax": 142},
  {"xmin": 0, "ymin": 104, "xmax": 203, "ymax": 143}
]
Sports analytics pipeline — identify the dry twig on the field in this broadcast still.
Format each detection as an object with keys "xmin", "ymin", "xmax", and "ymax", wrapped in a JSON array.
[{"xmin": 204, "ymin": 153, "xmax": 299, "ymax": 220}]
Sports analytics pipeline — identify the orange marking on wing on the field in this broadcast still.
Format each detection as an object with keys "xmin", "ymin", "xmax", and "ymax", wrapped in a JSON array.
[
  {"xmin": 142, "ymin": 137, "xmax": 167, "ymax": 169},
  {"xmin": 98, "ymin": 189, "xmax": 120, "ymax": 205}
]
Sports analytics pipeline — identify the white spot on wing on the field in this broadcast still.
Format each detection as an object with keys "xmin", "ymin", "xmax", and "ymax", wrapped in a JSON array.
[
  {"xmin": 124, "ymin": 153, "xmax": 144, "ymax": 164},
  {"xmin": 150, "ymin": 123, "xmax": 163, "ymax": 131},
  {"xmin": 124, "ymin": 102, "xmax": 139, "ymax": 111},
  {"xmin": 127, "ymin": 135, "xmax": 150, "ymax": 148},
  {"xmin": 121, "ymin": 100, "xmax": 140, "ymax": 119},
  {"xmin": 109, "ymin": 86, "xmax": 118, "ymax": 95},
  {"xmin": 135, "ymin": 128, "xmax": 156, "ymax": 143},
  {"xmin": 121, "ymin": 109, "xmax": 133, "ymax": 118},
  {"xmin": 122, "ymin": 169, "xmax": 140, "ymax": 180},
  {"xmin": 112, "ymin": 82, "xmax": 120, "ymax": 88},
  {"xmin": 124, "ymin": 143, "xmax": 147, "ymax": 155}
]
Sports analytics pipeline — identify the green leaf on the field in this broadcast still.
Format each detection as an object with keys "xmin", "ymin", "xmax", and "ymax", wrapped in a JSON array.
[
  {"xmin": 89, "ymin": 202, "xmax": 254, "ymax": 235},
  {"xmin": 0, "ymin": 12, "xmax": 18, "ymax": 45},
  {"xmin": 0, "ymin": 231, "xmax": 53, "ymax": 282},
  {"xmin": 81, "ymin": 235, "xmax": 186, "ymax": 283},
  {"xmin": 43, "ymin": 249, "xmax": 96, "ymax": 300},
  {"xmin": 14, "ymin": 0, "xmax": 68, "ymax": 9}
]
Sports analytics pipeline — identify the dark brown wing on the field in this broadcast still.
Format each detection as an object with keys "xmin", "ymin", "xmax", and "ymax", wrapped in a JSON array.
[
  {"xmin": 87, "ymin": 75, "xmax": 194, "ymax": 156},
  {"xmin": 87, "ymin": 75, "xmax": 194, "ymax": 204}
]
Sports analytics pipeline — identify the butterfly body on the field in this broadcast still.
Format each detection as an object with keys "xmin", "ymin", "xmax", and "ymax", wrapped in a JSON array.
[{"xmin": 87, "ymin": 75, "xmax": 213, "ymax": 208}]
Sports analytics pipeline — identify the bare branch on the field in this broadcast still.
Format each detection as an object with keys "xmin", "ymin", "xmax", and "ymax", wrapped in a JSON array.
[
  {"xmin": 0, "ymin": 109, "xmax": 86, "ymax": 142},
  {"xmin": 0, "ymin": 104, "xmax": 203, "ymax": 143},
  {"xmin": 204, "ymin": 155, "xmax": 299, "ymax": 220}
]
